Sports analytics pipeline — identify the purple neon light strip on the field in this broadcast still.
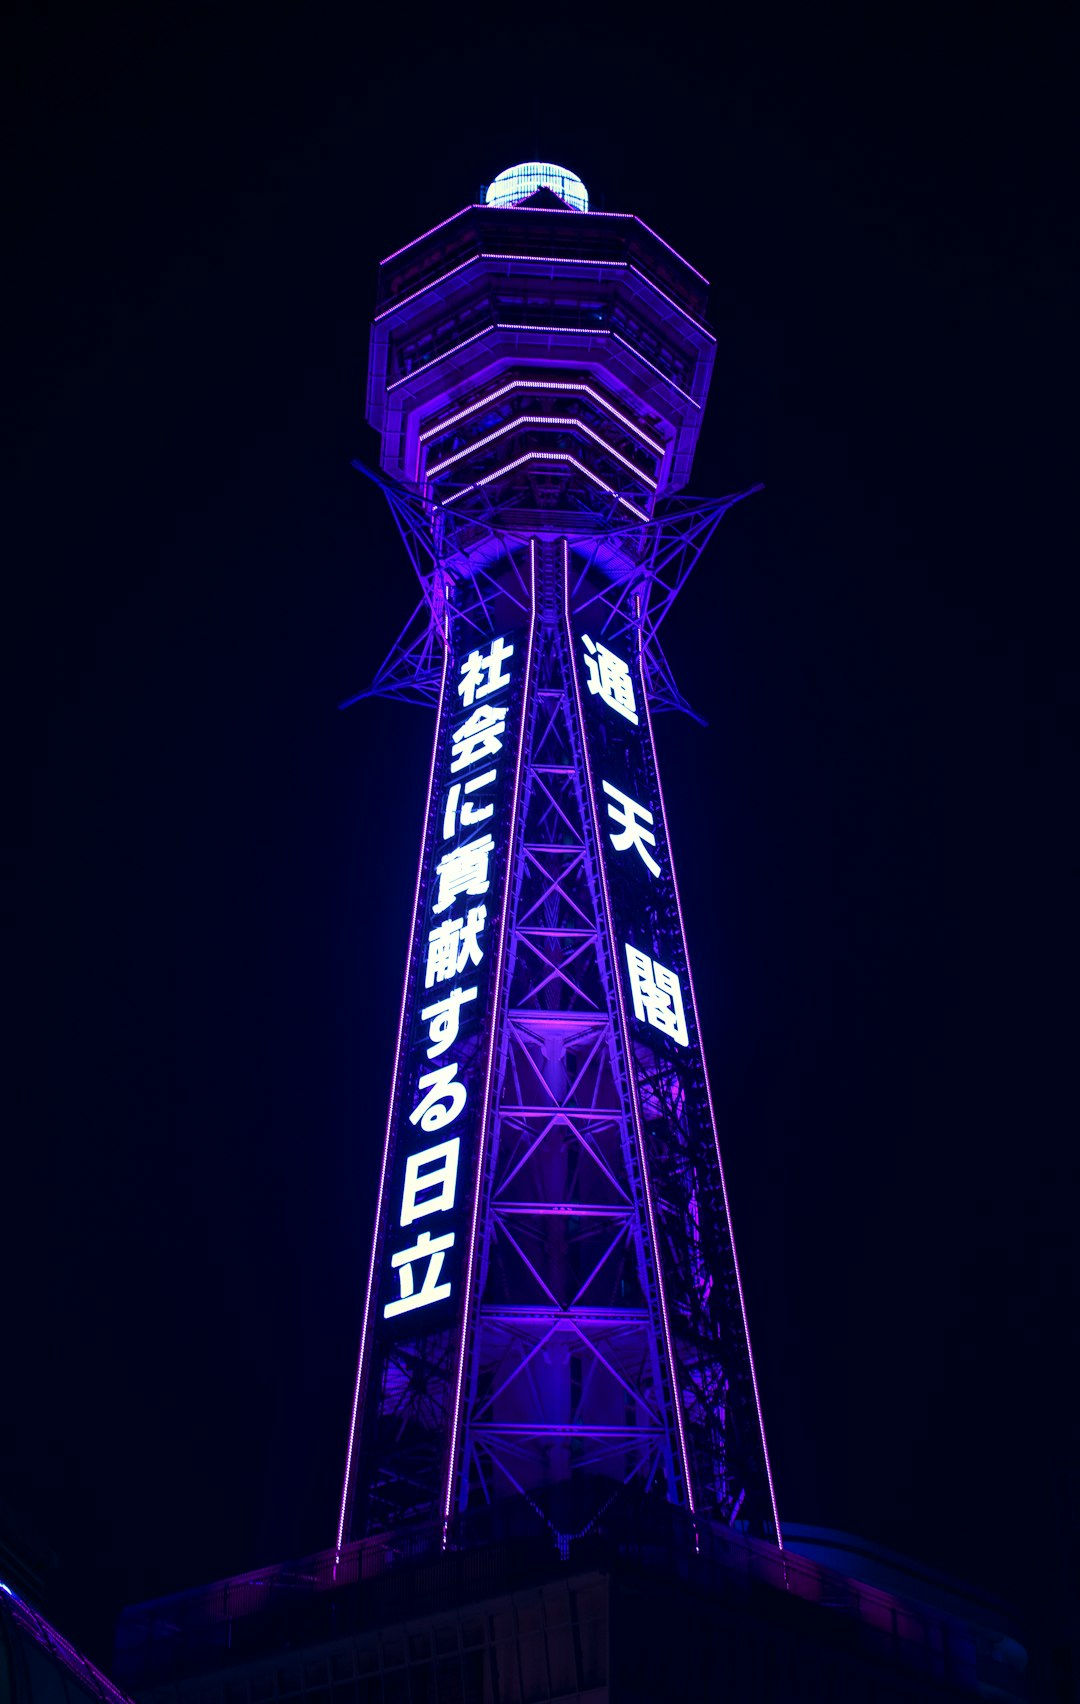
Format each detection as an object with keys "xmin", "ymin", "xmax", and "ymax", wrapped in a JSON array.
[
  {"xmin": 376, "ymin": 252, "xmax": 632, "ymax": 325},
  {"xmin": 496, "ymin": 322, "xmax": 611, "ymax": 337},
  {"xmin": 628, "ymin": 265, "xmax": 716, "ymax": 340},
  {"xmin": 378, "ymin": 202, "xmax": 708, "ymax": 290},
  {"xmin": 335, "ymin": 623, "xmax": 452, "ymax": 1556},
  {"xmin": 426, "ymin": 416, "xmax": 658, "ymax": 487},
  {"xmin": 441, "ymin": 451, "xmax": 650, "ymax": 524},
  {"xmin": 483, "ymin": 201, "xmax": 710, "ymax": 286},
  {"xmin": 610, "ymin": 333, "xmax": 700, "ymax": 407},
  {"xmin": 481, "ymin": 253, "xmax": 628, "ymax": 268},
  {"xmin": 635, "ymin": 594, "xmax": 783, "ymax": 1548},
  {"xmin": 380, "ymin": 205, "xmax": 474, "ymax": 266},
  {"xmin": 563, "ymin": 543, "xmax": 696, "ymax": 1515},
  {"xmin": 442, "ymin": 544, "xmax": 538, "ymax": 1532},
  {"xmin": 386, "ymin": 321, "xmax": 611, "ymax": 394},
  {"xmin": 373, "ymin": 255, "xmax": 480, "ymax": 321},
  {"xmin": 385, "ymin": 325, "xmax": 492, "ymax": 392},
  {"xmin": 419, "ymin": 380, "xmax": 664, "ymax": 455}
]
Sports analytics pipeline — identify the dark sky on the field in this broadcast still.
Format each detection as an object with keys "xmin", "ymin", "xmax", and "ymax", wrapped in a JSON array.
[{"xmin": 8, "ymin": 0, "xmax": 1077, "ymax": 1688}]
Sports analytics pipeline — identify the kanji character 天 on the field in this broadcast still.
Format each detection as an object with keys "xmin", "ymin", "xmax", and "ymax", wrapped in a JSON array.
[{"xmin": 601, "ymin": 779, "xmax": 661, "ymax": 877}]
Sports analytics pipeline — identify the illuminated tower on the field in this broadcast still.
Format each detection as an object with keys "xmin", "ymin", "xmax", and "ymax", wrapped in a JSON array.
[{"xmin": 337, "ymin": 163, "xmax": 780, "ymax": 1558}]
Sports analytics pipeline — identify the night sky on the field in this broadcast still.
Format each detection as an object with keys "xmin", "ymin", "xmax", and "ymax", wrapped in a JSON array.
[{"xmin": 8, "ymin": 1, "xmax": 1077, "ymax": 1691}]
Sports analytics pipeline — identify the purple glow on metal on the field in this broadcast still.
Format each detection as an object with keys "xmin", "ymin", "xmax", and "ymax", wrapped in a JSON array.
[
  {"xmin": 497, "ymin": 323, "xmax": 611, "ymax": 337},
  {"xmin": 442, "ymin": 543, "xmax": 538, "ymax": 1532},
  {"xmin": 379, "ymin": 206, "xmax": 473, "ymax": 266},
  {"xmin": 335, "ymin": 627, "xmax": 452, "ymax": 1556},
  {"xmin": 481, "ymin": 253, "xmax": 628, "ymax": 269},
  {"xmin": 484, "ymin": 200, "xmax": 710, "ymax": 285},
  {"xmin": 426, "ymin": 416, "xmax": 658, "ymax": 487},
  {"xmin": 629, "ymin": 217, "xmax": 710, "ymax": 285},
  {"xmin": 419, "ymin": 381, "xmax": 664, "ymax": 455},
  {"xmin": 1, "ymin": 1578, "xmax": 139, "ymax": 1704},
  {"xmin": 611, "ymin": 334, "xmax": 699, "ymax": 407},
  {"xmin": 373, "ymin": 256, "xmax": 479, "ymax": 321},
  {"xmin": 441, "ymin": 451, "xmax": 650, "ymax": 523},
  {"xmin": 385, "ymin": 326, "xmax": 493, "ymax": 392},
  {"xmin": 635, "ymin": 595, "xmax": 782, "ymax": 1549},
  {"xmin": 378, "ymin": 201, "xmax": 708, "ymax": 290},
  {"xmin": 628, "ymin": 265, "xmax": 716, "ymax": 340},
  {"xmin": 564, "ymin": 546, "xmax": 697, "ymax": 1515}
]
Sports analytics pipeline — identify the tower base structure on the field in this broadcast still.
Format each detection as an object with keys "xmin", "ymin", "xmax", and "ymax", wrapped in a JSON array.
[{"xmin": 115, "ymin": 1514, "xmax": 1027, "ymax": 1704}]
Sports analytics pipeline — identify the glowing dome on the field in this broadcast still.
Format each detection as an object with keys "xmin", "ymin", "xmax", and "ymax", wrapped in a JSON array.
[{"xmin": 484, "ymin": 162, "xmax": 589, "ymax": 213}]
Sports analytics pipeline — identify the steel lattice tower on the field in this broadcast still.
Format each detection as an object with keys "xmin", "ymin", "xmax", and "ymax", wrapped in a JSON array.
[{"xmin": 337, "ymin": 164, "xmax": 780, "ymax": 1560}]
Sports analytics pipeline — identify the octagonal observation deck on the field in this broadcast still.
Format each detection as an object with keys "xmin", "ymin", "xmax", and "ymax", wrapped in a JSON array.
[{"xmin": 366, "ymin": 166, "xmax": 717, "ymax": 539}]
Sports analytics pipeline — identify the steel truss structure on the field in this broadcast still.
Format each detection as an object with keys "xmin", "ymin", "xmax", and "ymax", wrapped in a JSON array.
[{"xmin": 337, "ymin": 171, "xmax": 780, "ymax": 1561}]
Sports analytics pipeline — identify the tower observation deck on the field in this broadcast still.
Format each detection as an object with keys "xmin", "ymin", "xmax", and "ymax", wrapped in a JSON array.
[{"xmin": 337, "ymin": 164, "xmax": 780, "ymax": 1560}]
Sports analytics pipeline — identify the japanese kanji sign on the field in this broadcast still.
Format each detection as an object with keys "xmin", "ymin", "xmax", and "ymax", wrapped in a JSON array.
[{"xmin": 374, "ymin": 626, "xmax": 529, "ymax": 1340}]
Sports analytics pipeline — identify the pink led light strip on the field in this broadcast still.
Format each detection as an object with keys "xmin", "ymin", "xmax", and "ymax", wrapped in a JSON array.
[
  {"xmin": 335, "ymin": 628, "xmax": 451, "ymax": 1556},
  {"xmin": 418, "ymin": 381, "xmax": 664, "ymax": 457},
  {"xmin": 563, "ymin": 544, "xmax": 697, "ymax": 1515},
  {"xmin": 611, "ymin": 333, "xmax": 699, "ymax": 407},
  {"xmin": 426, "ymin": 415, "xmax": 658, "ymax": 488},
  {"xmin": 636, "ymin": 597, "xmax": 783, "ymax": 1548},
  {"xmin": 628, "ymin": 265, "xmax": 716, "ymax": 341},
  {"xmin": 442, "ymin": 543, "xmax": 539, "ymax": 1533},
  {"xmin": 378, "ymin": 204, "xmax": 708, "ymax": 290},
  {"xmin": 441, "ymin": 451, "xmax": 651, "ymax": 524},
  {"xmin": 377, "ymin": 254, "xmax": 712, "ymax": 351}
]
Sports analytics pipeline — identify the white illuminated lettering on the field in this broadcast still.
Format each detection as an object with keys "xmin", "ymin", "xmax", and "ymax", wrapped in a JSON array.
[
  {"xmin": 625, "ymin": 944, "xmax": 688, "ymax": 1046},
  {"xmin": 442, "ymin": 770, "xmax": 497, "ymax": 840},
  {"xmin": 409, "ymin": 1061, "xmax": 467, "ymax": 1132},
  {"xmin": 420, "ymin": 984, "xmax": 478, "ymax": 1058},
  {"xmin": 432, "ymin": 835, "xmax": 495, "ymax": 916},
  {"xmin": 581, "ymin": 634, "xmax": 639, "ymax": 725},
  {"xmin": 450, "ymin": 705, "xmax": 508, "ymax": 772},
  {"xmin": 601, "ymin": 780, "xmax": 661, "ymax": 876},
  {"xmin": 425, "ymin": 906, "xmax": 488, "ymax": 987},
  {"xmin": 399, "ymin": 1136, "xmax": 461, "ymax": 1227},
  {"xmin": 383, "ymin": 1228, "xmax": 455, "ymax": 1318},
  {"xmin": 458, "ymin": 636, "xmax": 514, "ymax": 707}
]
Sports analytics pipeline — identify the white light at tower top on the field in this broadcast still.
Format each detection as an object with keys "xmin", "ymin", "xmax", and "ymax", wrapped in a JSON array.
[{"xmin": 485, "ymin": 162, "xmax": 589, "ymax": 213}]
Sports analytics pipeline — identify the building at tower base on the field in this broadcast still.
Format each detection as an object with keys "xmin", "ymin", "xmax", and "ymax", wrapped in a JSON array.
[{"xmin": 114, "ymin": 1515, "xmax": 1027, "ymax": 1703}]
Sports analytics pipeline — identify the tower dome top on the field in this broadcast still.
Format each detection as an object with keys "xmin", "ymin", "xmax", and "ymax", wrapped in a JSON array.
[{"xmin": 485, "ymin": 161, "xmax": 588, "ymax": 213}]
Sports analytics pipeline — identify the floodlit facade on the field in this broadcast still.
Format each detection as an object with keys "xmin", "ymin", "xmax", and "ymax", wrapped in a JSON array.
[{"xmin": 336, "ymin": 163, "xmax": 780, "ymax": 1557}]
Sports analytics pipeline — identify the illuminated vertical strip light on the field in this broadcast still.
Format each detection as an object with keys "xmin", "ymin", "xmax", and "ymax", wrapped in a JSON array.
[
  {"xmin": 563, "ymin": 544, "xmax": 696, "ymax": 1515},
  {"xmin": 335, "ymin": 621, "xmax": 452, "ymax": 1557},
  {"xmin": 442, "ymin": 543, "xmax": 538, "ymax": 1535},
  {"xmin": 634, "ymin": 593, "xmax": 783, "ymax": 1548}
]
